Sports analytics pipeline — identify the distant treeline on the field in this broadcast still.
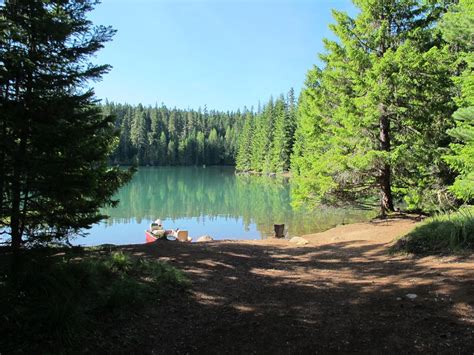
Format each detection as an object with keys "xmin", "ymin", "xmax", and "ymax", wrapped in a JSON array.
[
  {"xmin": 105, "ymin": 89, "xmax": 297, "ymax": 169},
  {"xmin": 105, "ymin": 103, "xmax": 246, "ymax": 166},
  {"xmin": 236, "ymin": 89, "xmax": 297, "ymax": 173}
]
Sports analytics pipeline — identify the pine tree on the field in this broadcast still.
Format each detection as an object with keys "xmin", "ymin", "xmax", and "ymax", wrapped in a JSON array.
[
  {"xmin": 286, "ymin": 88, "xmax": 297, "ymax": 159},
  {"xmin": 208, "ymin": 128, "xmax": 220, "ymax": 165},
  {"xmin": 147, "ymin": 109, "xmax": 160, "ymax": 165},
  {"xmin": 178, "ymin": 139, "xmax": 187, "ymax": 165},
  {"xmin": 236, "ymin": 112, "xmax": 254, "ymax": 171},
  {"xmin": 291, "ymin": 0, "xmax": 455, "ymax": 213},
  {"xmin": 262, "ymin": 98, "xmax": 275, "ymax": 172},
  {"xmin": 158, "ymin": 131, "xmax": 168, "ymax": 165},
  {"xmin": 196, "ymin": 131, "xmax": 206, "ymax": 165},
  {"xmin": 167, "ymin": 140, "xmax": 177, "ymax": 164},
  {"xmin": 250, "ymin": 98, "xmax": 275, "ymax": 172},
  {"xmin": 103, "ymin": 103, "xmax": 244, "ymax": 166},
  {"xmin": 224, "ymin": 126, "xmax": 234, "ymax": 164},
  {"xmin": 0, "ymin": 0, "xmax": 131, "ymax": 249},
  {"xmin": 130, "ymin": 109, "xmax": 148, "ymax": 165},
  {"xmin": 441, "ymin": 0, "xmax": 474, "ymax": 201},
  {"xmin": 270, "ymin": 96, "xmax": 288, "ymax": 173}
]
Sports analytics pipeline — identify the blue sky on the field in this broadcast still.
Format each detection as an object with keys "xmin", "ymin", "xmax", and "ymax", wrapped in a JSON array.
[{"xmin": 90, "ymin": 0, "xmax": 356, "ymax": 111}]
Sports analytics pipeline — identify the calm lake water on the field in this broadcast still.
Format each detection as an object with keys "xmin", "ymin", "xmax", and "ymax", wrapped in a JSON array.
[{"xmin": 78, "ymin": 166, "xmax": 374, "ymax": 246}]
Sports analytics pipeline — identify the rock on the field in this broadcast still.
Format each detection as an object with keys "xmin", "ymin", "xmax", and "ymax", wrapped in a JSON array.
[
  {"xmin": 289, "ymin": 237, "xmax": 309, "ymax": 245},
  {"xmin": 406, "ymin": 293, "xmax": 418, "ymax": 300},
  {"xmin": 197, "ymin": 235, "xmax": 213, "ymax": 242}
]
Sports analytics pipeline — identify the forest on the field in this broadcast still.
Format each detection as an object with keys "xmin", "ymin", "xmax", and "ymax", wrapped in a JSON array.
[
  {"xmin": 105, "ymin": 102, "xmax": 245, "ymax": 166},
  {"xmin": 110, "ymin": 0, "xmax": 474, "ymax": 215},
  {"xmin": 106, "ymin": 87, "xmax": 298, "ymax": 169}
]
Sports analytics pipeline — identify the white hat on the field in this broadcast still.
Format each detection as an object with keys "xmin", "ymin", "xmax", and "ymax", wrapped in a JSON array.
[{"xmin": 154, "ymin": 219, "xmax": 162, "ymax": 225}]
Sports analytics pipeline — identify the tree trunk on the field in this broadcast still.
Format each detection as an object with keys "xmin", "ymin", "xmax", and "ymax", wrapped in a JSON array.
[
  {"xmin": 375, "ymin": 11, "xmax": 395, "ymax": 216},
  {"xmin": 379, "ymin": 108, "xmax": 394, "ymax": 216},
  {"xmin": 274, "ymin": 224, "xmax": 285, "ymax": 238},
  {"xmin": 380, "ymin": 163, "xmax": 394, "ymax": 215},
  {"xmin": 0, "ymin": 121, "xmax": 5, "ymax": 224},
  {"xmin": 10, "ymin": 110, "xmax": 27, "ymax": 251},
  {"xmin": 10, "ymin": 158, "xmax": 22, "ymax": 250},
  {"xmin": 10, "ymin": 131, "xmax": 27, "ymax": 250},
  {"xmin": 10, "ymin": 35, "xmax": 34, "ymax": 250}
]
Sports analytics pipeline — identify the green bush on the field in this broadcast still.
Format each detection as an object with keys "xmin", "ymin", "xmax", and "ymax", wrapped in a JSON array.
[
  {"xmin": 391, "ymin": 207, "xmax": 474, "ymax": 254},
  {"xmin": 0, "ymin": 248, "xmax": 188, "ymax": 352}
]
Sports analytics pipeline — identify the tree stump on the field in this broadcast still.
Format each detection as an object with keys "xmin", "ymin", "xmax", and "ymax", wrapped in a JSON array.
[{"xmin": 274, "ymin": 224, "xmax": 285, "ymax": 238}]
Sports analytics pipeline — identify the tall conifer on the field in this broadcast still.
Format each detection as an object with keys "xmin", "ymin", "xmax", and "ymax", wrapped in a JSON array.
[
  {"xmin": 292, "ymin": 0, "xmax": 455, "ymax": 213},
  {"xmin": 0, "ymin": 0, "xmax": 131, "ymax": 248}
]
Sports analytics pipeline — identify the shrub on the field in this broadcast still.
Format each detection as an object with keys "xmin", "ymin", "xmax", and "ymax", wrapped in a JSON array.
[
  {"xmin": 391, "ymin": 207, "xmax": 474, "ymax": 254},
  {"xmin": 0, "ymin": 248, "xmax": 188, "ymax": 352}
]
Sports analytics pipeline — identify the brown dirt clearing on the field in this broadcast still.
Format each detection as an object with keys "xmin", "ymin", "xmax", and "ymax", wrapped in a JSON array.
[{"xmin": 104, "ymin": 219, "xmax": 474, "ymax": 354}]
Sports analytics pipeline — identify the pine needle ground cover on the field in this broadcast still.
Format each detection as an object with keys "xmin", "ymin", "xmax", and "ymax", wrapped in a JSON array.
[
  {"xmin": 392, "ymin": 207, "xmax": 474, "ymax": 255},
  {"xmin": 0, "ymin": 248, "xmax": 188, "ymax": 352}
]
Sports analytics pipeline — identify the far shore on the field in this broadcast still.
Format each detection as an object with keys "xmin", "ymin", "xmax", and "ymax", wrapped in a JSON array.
[{"xmin": 235, "ymin": 169, "xmax": 292, "ymax": 178}]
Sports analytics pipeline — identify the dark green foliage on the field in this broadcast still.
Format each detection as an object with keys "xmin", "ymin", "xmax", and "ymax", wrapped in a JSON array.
[
  {"xmin": 0, "ymin": 0, "xmax": 132, "ymax": 248},
  {"xmin": 106, "ymin": 102, "xmax": 245, "ymax": 166},
  {"xmin": 291, "ymin": 0, "xmax": 457, "ymax": 213},
  {"xmin": 0, "ymin": 248, "xmax": 188, "ymax": 352},
  {"xmin": 441, "ymin": 0, "xmax": 474, "ymax": 202},
  {"xmin": 236, "ymin": 90, "xmax": 297, "ymax": 173},
  {"xmin": 391, "ymin": 208, "xmax": 474, "ymax": 254}
]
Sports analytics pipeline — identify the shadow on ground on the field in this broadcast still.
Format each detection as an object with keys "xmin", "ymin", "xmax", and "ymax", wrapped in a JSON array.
[{"xmin": 98, "ymin": 240, "xmax": 474, "ymax": 354}]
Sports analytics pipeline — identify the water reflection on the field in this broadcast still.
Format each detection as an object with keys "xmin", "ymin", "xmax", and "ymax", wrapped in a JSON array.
[{"xmin": 80, "ymin": 167, "xmax": 374, "ymax": 245}]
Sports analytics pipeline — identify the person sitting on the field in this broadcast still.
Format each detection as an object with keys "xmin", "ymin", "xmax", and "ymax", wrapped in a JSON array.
[{"xmin": 151, "ymin": 219, "xmax": 165, "ymax": 236}]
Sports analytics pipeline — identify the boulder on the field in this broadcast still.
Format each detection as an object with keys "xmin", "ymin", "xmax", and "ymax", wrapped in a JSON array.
[
  {"xmin": 289, "ymin": 237, "xmax": 308, "ymax": 245},
  {"xmin": 197, "ymin": 235, "xmax": 214, "ymax": 242}
]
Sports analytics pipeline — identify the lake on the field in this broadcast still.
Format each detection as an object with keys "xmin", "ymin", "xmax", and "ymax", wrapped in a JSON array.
[{"xmin": 79, "ymin": 166, "xmax": 374, "ymax": 245}]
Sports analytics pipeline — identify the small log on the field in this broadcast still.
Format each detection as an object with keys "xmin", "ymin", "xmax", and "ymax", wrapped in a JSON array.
[{"xmin": 274, "ymin": 224, "xmax": 285, "ymax": 238}]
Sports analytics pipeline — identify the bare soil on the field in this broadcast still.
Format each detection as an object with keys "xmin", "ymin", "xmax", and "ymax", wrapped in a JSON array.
[{"xmin": 100, "ymin": 218, "xmax": 474, "ymax": 354}]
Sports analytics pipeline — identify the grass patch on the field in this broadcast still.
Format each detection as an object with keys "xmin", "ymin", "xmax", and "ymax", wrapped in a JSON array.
[
  {"xmin": 391, "ymin": 207, "xmax": 474, "ymax": 255},
  {"xmin": 0, "ymin": 247, "xmax": 188, "ymax": 352}
]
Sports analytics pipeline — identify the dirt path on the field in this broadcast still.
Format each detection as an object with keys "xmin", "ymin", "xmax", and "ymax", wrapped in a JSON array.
[{"xmin": 110, "ymin": 219, "xmax": 474, "ymax": 354}]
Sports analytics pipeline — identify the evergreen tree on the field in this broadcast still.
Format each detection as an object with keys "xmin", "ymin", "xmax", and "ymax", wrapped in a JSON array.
[
  {"xmin": 0, "ymin": 0, "xmax": 131, "ymax": 249},
  {"xmin": 158, "ymin": 131, "xmax": 168, "ymax": 164},
  {"xmin": 291, "ymin": 0, "xmax": 455, "ymax": 213},
  {"xmin": 194, "ymin": 131, "xmax": 202, "ymax": 165},
  {"xmin": 207, "ymin": 128, "xmax": 220, "ymax": 165},
  {"xmin": 250, "ymin": 98, "xmax": 275, "ymax": 172},
  {"xmin": 236, "ymin": 93, "xmax": 297, "ymax": 174},
  {"xmin": 441, "ymin": 0, "xmax": 474, "ymax": 201},
  {"xmin": 147, "ymin": 109, "xmax": 161, "ymax": 165},
  {"xmin": 286, "ymin": 88, "xmax": 297, "ymax": 158},
  {"xmin": 270, "ymin": 96, "xmax": 288, "ymax": 172},
  {"xmin": 130, "ymin": 109, "xmax": 148, "ymax": 165},
  {"xmin": 167, "ymin": 140, "xmax": 177, "ymax": 164},
  {"xmin": 224, "ymin": 126, "xmax": 234, "ymax": 164},
  {"xmin": 104, "ymin": 103, "xmax": 244, "ymax": 166},
  {"xmin": 236, "ymin": 112, "xmax": 254, "ymax": 171}
]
